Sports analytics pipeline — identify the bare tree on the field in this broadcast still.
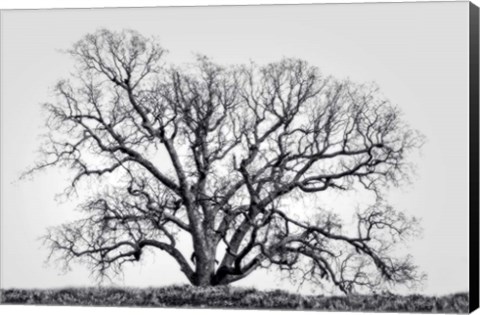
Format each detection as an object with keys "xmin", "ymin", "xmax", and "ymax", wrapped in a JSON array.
[{"xmin": 28, "ymin": 29, "xmax": 424, "ymax": 293}]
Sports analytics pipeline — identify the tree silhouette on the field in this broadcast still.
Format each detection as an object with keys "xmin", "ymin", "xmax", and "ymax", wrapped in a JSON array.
[{"xmin": 28, "ymin": 29, "xmax": 424, "ymax": 293}]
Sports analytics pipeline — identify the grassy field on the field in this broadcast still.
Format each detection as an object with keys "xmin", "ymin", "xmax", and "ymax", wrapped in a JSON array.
[{"xmin": 0, "ymin": 285, "xmax": 469, "ymax": 312}]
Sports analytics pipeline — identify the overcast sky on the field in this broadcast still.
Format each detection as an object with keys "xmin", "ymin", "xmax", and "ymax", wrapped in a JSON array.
[{"xmin": 0, "ymin": 2, "xmax": 470, "ymax": 295}]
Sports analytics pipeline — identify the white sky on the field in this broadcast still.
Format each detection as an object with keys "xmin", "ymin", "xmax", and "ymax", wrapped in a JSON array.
[{"xmin": 0, "ymin": 1, "xmax": 471, "ymax": 295}]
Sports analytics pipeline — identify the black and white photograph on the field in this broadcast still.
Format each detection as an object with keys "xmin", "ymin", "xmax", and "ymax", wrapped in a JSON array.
[{"xmin": 0, "ymin": 0, "xmax": 479, "ymax": 313}]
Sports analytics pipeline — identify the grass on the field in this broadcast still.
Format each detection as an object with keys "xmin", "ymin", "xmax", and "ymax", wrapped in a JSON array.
[{"xmin": 0, "ymin": 285, "xmax": 470, "ymax": 313}]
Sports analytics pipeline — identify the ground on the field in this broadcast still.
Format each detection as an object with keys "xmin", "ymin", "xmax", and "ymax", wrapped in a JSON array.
[{"xmin": 0, "ymin": 285, "xmax": 469, "ymax": 312}]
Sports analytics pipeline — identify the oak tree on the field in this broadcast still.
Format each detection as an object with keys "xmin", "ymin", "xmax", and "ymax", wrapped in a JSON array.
[{"xmin": 29, "ymin": 29, "xmax": 424, "ymax": 293}]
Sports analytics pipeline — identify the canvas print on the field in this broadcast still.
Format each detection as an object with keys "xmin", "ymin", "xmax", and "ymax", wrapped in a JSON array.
[{"xmin": 0, "ymin": 1, "xmax": 478, "ymax": 313}]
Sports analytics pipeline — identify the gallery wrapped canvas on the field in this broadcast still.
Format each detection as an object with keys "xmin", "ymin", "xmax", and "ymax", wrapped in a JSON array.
[{"xmin": 0, "ymin": 1, "xmax": 478, "ymax": 313}]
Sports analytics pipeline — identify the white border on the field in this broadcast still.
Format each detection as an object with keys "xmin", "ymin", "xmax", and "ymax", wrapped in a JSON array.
[{"xmin": 0, "ymin": 0, "xmax": 469, "ymax": 10}]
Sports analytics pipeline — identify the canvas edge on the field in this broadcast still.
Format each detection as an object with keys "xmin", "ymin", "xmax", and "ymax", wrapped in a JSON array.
[{"xmin": 469, "ymin": 1, "xmax": 480, "ymax": 313}]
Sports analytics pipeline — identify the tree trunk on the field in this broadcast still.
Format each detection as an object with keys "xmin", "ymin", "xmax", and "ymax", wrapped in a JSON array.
[
  {"xmin": 190, "ymin": 226, "xmax": 217, "ymax": 286},
  {"xmin": 191, "ymin": 250, "xmax": 217, "ymax": 286}
]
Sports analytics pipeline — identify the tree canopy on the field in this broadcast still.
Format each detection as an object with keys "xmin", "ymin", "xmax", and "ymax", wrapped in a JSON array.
[{"xmin": 29, "ymin": 29, "xmax": 424, "ymax": 293}]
